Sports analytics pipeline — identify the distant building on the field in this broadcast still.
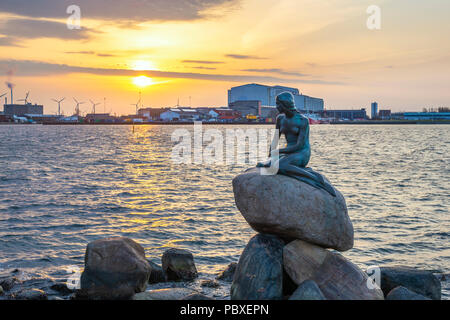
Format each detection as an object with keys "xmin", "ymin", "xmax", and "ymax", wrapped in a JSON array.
[
  {"xmin": 214, "ymin": 108, "xmax": 241, "ymax": 121},
  {"xmin": 3, "ymin": 103, "xmax": 44, "ymax": 116},
  {"xmin": 24, "ymin": 114, "xmax": 62, "ymax": 123},
  {"xmin": 325, "ymin": 109, "xmax": 367, "ymax": 120},
  {"xmin": 229, "ymin": 100, "xmax": 261, "ymax": 117},
  {"xmin": 138, "ymin": 107, "xmax": 166, "ymax": 120},
  {"xmin": 160, "ymin": 108, "xmax": 202, "ymax": 121},
  {"xmin": 403, "ymin": 112, "xmax": 450, "ymax": 120},
  {"xmin": 259, "ymin": 106, "xmax": 278, "ymax": 119},
  {"xmin": 228, "ymin": 83, "xmax": 324, "ymax": 112},
  {"xmin": 371, "ymin": 102, "xmax": 378, "ymax": 119},
  {"xmin": 378, "ymin": 109, "xmax": 391, "ymax": 120},
  {"xmin": 85, "ymin": 113, "xmax": 116, "ymax": 123},
  {"xmin": 0, "ymin": 114, "xmax": 12, "ymax": 122}
]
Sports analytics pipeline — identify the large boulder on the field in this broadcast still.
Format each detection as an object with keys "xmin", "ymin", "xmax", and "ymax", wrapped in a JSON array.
[
  {"xmin": 284, "ymin": 240, "xmax": 384, "ymax": 300},
  {"xmin": 232, "ymin": 168, "xmax": 353, "ymax": 251},
  {"xmin": 80, "ymin": 237, "xmax": 151, "ymax": 299},
  {"xmin": 161, "ymin": 248, "xmax": 198, "ymax": 281},
  {"xmin": 289, "ymin": 280, "xmax": 326, "ymax": 300},
  {"xmin": 379, "ymin": 266, "xmax": 441, "ymax": 300},
  {"xmin": 386, "ymin": 286, "xmax": 431, "ymax": 300},
  {"xmin": 231, "ymin": 234, "xmax": 284, "ymax": 300}
]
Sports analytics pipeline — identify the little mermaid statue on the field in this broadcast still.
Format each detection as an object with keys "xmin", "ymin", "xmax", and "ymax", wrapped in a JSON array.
[{"xmin": 255, "ymin": 91, "xmax": 336, "ymax": 197}]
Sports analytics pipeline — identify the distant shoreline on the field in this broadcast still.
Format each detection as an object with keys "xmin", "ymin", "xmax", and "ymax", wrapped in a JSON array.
[{"xmin": 1, "ymin": 120, "xmax": 449, "ymax": 125}]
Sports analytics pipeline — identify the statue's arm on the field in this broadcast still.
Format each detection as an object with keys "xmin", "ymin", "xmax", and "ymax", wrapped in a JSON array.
[{"xmin": 269, "ymin": 115, "xmax": 283, "ymax": 156}]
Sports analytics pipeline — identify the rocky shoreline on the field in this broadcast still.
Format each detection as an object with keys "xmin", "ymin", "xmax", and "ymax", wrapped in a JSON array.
[
  {"xmin": 0, "ymin": 169, "xmax": 446, "ymax": 300},
  {"xmin": 0, "ymin": 237, "xmax": 446, "ymax": 301}
]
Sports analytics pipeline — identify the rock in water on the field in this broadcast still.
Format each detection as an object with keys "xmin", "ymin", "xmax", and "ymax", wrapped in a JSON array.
[
  {"xmin": 14, "ymin": 288, "xmax": 48, "ymax": 300},
  {"xmin": 232, "ymin": 168, "xmax": 353, "ymax": 251},
  {"xmin": 201, "ymin": 279, "xmax": 220, "ymax": 288},
  {"xmin": 182, "ymin": 293, "xmax": 215, "ymax": 300},
  {"xmin": 161, "ymin": 248, "xmax": 198, "ymax": 281},
  {"xmin": 0, "ymin": 276, "xmax": 20, "ymax": 291},
  {"xmin": 231, "ymin": 234, "xmax": 284, "ymax": 300},
  {"xmin": 289, "ymin": 280, "xmax": 326, "ymax": 300},
  {"xmin": 80, "ymin": 237, "xmax": 151, "ymax": 299},
  {"xmin": 216, "ymin": 262, "xmax": 237, "ymax": 282},
  {"xmin": 386, "ymin": 286, "xmax": 431, "ymax": 300},
  {"xmin": 284, "ymin": 240, "xmax": 384, "ymax": 300},
  {"xmin": 132, "ymin": 288, "xmax": 197, "ymax": 300},
  {"xmin": 379, "ymin": 266, "xmax": 441, "ymax": 300}
]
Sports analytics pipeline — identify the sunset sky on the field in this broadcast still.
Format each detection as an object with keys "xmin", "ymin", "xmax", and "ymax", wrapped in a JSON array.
[{"xmin": 0, "ymin": 0, "xmax": 449, "ymax": 115}]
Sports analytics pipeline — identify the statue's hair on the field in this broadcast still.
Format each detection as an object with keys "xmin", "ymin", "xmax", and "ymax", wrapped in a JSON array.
[{"xmin": 276, "ymin": 92, "xmax": 297, "ymax": 112}]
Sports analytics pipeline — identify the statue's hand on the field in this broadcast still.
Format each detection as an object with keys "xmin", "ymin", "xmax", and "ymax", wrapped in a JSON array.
[{"xmin": 257, "ymin": 160, "xmax": 271, "ymax": 168}]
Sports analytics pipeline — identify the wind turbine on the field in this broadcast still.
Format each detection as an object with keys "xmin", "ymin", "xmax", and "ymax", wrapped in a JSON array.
[
  {"xmin": 18, "ymin": 91, "xmax": 30, "ymax": 104},
  {"xmin": 52, "ymin": 97, "xmax": 65, "ymax": 116},
  {"xmin": 73, "ymin": 98, "xmax": 85, "ymax": 116},
  {"xmin": 0, "ymin": 93, "xmax": 6, "ymax": 102},
  {"xmin": 90, "ymin": 99, "xmax": 101, "ymax": 114}
]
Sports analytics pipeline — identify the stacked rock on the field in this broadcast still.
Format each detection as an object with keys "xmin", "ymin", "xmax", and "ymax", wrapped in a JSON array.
[{"xmin": 231, "ymin": 167, "xmax": 384, "ymax": 300}]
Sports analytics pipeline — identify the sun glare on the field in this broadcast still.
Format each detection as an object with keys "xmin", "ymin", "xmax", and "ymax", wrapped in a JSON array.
[{"xmin": 132, "ymin": 76, "xmax": 154, "ymax": 87}]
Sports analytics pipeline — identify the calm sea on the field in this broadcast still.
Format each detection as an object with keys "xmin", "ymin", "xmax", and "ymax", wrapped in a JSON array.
[{"xmin": 0, "ymin": 124, "xmax": 448, "ymax": 299}]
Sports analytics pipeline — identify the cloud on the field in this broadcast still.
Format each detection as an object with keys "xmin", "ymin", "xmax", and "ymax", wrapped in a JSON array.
[
  {"xmin": 192, "ymin": 66, "xmax": 217, "ymax": 70},
  {"xmin": 0, "ymin": 18, "xmax": 94, "ymax": 40},
  {"xmin": 226, "ymin": 54, "xmax": 266, "ymax": 60},
  {"xmin": 241, "ymin": 68, "xmax": 306, "ymax": 77},
  {"xmin": 182, "ymin": 60, "xmax": 224, "ymax": 64},
  {"xmin": 0, "ymin": 0, "xmax": 240, "ymax": 22},
  {"xmin": 65, "ymin": 51, "xmax": 116, "ymax": 57},
  {"xmin": 0, "ymin": 59, "xmax": 344, "ymax": 85},
  {"xmin": 0, "ymin": 36, "xmax": 20, "ymax": 47}
]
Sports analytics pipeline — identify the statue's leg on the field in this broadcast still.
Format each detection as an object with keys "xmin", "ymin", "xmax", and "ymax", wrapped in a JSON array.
[
  {"xmin": 278, "ymin": 154, "xmax": 336, "ymax": 197},
  {"xmin": 281, "ymin": 164, "xmax": 336, "ymax": 197}
]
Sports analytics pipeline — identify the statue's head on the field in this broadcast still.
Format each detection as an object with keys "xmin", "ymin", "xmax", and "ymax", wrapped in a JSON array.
[{"xmin": 276, "ymin": 92, "xmax": 297, "ymax": 114}]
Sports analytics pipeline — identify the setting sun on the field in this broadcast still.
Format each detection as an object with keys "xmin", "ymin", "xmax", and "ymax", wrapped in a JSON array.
[{"xmin": 132, "ymin": 76, "xmax": 154, "ymax": 87}]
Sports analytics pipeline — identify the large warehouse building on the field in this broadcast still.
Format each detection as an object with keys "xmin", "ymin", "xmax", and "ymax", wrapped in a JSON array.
[{"xmin": 228, "ymin": 83, "xmax": 324, "ymax": 112}]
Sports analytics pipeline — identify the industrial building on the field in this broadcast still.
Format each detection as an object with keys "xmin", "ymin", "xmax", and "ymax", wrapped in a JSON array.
[
  {"xmin": 3, "ymin": 103, "xmax": 44, "ymax": 116},
  {"xmin": 324, "ymin": 109, "xmax": 367, "ymax": 120},
  {"xmin": 229, "ymin": 100, "xmax": 261, "ymax": 117},
  {"xmin": 228, "ymin": 83, "xmax": 324, "ymax": 112},
  {"xmin": 378, "ymin": 109, "xmax": 392, "ymax": 120}
]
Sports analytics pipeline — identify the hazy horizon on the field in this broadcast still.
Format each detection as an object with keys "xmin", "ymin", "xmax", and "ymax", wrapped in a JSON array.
[{"xmin": 0, "ymin": 0, "xmax": 449, "ymax": 115}]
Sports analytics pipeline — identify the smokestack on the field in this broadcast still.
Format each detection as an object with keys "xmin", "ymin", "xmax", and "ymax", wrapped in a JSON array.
[{"xmin": 5, "ymin": 82, "xmax": 13, "ymax": 104}]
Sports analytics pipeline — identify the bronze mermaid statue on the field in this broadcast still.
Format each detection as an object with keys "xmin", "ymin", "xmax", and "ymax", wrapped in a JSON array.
[{"xmin": 255, "ymin": 92, "xmax": 336, "ymax": 197}]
